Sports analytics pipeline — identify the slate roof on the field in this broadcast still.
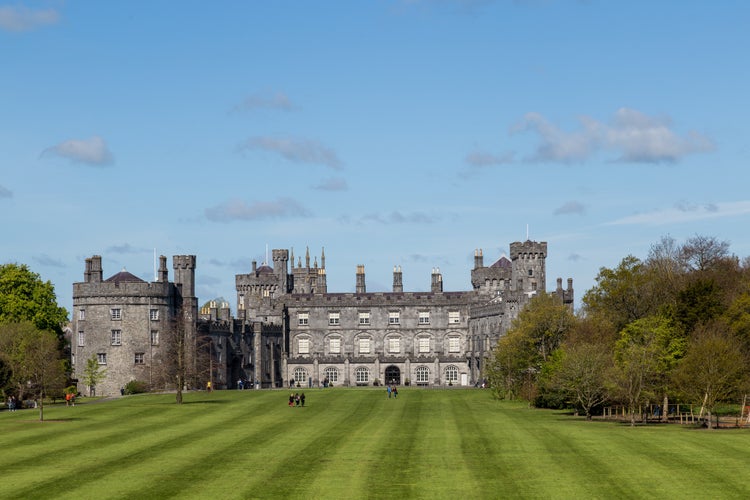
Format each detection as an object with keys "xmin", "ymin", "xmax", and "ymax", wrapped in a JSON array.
[
  {"xmin": 490, "ymin": 256, "xmax": 512, "ymax": 269},
  {"xmin": 256, "ymin": 265, "xmax": 274, "ymax": 275},
  {"xmin": 105, "ymin": 269, "xmax": 146, "ymax": 283}
]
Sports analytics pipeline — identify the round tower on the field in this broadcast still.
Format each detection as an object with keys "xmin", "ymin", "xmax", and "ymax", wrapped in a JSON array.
[{"xmin": 509, "ymin": 241, "xmax": 547, "ymax": 294}]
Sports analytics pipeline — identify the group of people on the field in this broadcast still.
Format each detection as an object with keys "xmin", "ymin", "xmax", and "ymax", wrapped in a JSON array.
[
  {"xmin": 386, "ymin": 385, "xmax": 399, "ymax": 398},
  {"xmin": 288, "ymin": 392, "xmax": 306, "ymax": 407},
  {"xmin": 6, "ymin": 396, "xmax": 17, "ymax": 411},
  {"xmin": 65, "ymin": 393, "xmax": 76, "ymax": 406}
]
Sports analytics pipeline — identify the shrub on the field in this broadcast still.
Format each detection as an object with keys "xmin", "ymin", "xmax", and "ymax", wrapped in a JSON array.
[{"xmin": 123, "ymin": 380, "xmax": 149, "ymax": 395}]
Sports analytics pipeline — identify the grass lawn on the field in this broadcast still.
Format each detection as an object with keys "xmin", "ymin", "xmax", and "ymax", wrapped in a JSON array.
[{"xmin": 2, "ymin": 388, "xmax": 750, "ymax": 499}]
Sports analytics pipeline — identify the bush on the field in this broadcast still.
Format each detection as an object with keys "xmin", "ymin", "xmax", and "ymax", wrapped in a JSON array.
[{"xmin": 123, "ymin": 380, "xmax": 149, "ymax": 395}]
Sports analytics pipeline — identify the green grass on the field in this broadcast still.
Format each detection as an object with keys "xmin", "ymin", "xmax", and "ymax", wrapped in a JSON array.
[{"xmin": 3, "ymin": 389, "xmax": 750, "ymax": 499}]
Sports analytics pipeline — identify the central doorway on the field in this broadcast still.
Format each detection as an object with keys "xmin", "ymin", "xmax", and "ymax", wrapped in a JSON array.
[{"xmin": 384, "ymin": 366, "xmax": 401, "ymax": 385}]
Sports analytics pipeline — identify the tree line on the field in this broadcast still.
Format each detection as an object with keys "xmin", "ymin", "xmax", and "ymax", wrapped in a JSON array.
[{"xmin": 486, "ymin": 235, "xmax": 750, "ymax": 428}]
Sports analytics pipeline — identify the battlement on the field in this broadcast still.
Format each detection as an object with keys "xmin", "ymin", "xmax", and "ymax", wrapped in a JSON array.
[{"xmin": 510, "ymin": 240, "xmax": 547, "ymax": 259}]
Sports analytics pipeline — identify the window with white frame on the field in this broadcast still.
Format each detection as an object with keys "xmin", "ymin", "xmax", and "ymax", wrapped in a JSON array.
[
  {"xmin": 449, "ymin": 337, "xmax": 460, "ymax": 353},
  {"xmin": 151, "ymin": 330, "xmax": 159, "ymax": 346},
  {"xmin": 77, "ymin": 331, "xmax": 85, "ymax": 347},
  {"xmin": 388, "ymin": 337, "xmax": 400, "ymax": 353},
  {"xmin": 78, "ymin": 309, "xmax": 85, "ymax": 320},
  {"xmin": 294, "ymin": 367, "xmax": 308, "ymax": 383},
  {"xmin": 97, "ymin": 353, "xmax": 107, "ymax": 365},
  {"xmin": 358, "ymin": 311, "xmax": 370, "ymax": 325},
  {"xmin": 419, "ymin": 311, "xmax": 430, "ymax": 324},
  {"xmin": 445, "ymin": 365, "xmax": 459, "ymax": 383},
  {"xmin": 418, "ymin": 337, "xmax": 430, "ymax": 353},
  {"xmin": 298, "ymin": 337, "xmax": 310, "ymax": 354},
  {"xmin": 298, "ymin": 312, "xmax": 309, "ymax": 326},
  {"xmin": 448, "ymin": 311, "xmax": 460, "ymax": 324},
  {"xmin": 328, "ymin": 312, "xmax": 340, "ymax": 326},
  {"xmin": 150, "ymin": 309, "xmax": 159, "ymax": 321},
  {"xmin": 324, "ymin": 366, "xmax": 339, "ymax": 383},
  {"xmin": 238, "ymin": 294, "xmax": 245, "ymax": 309},
  {"xmin": 388, "ymin": 311, "xmax": 400, "ymax": 325},
  {"xmin": 111, "ymin": 329, "xmax": 122, "ymax": 346},
  {"xmin": 355, "ymin": 367, "xmax": 369, "ymax": 384},
  {"xmin": 110, "ymin": 308, "xmax": 121, "ymax": 320},
  {"xmin": 134, "ymin": 352, "xmax": 145, "ymax": 365},
  {"xmin": 359, "ymin": 338, "xmax": 371, "ymax": 354},
  {"xmin": 416, "ymin": 366, "xmax": 430, "ymax": 384},
  {"xmin": 329, "ymin": 337, "xmax": 341, "ymax": 354}
]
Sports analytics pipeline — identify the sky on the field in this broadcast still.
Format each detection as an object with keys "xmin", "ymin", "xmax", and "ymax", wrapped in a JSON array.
[{"xmin": 2, "ymin": 0, "xmax": 749, "ymax": 317}]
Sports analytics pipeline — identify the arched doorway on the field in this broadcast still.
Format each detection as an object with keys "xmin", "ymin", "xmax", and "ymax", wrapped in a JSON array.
[{"xmin": 384, "ymin": 365, "xmax": 401, "ymax": 385}]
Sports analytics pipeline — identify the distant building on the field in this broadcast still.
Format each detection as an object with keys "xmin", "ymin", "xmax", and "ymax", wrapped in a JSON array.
[{"xmin": 71, "ymin": 240, "xmax": 573, "ymax": 396}]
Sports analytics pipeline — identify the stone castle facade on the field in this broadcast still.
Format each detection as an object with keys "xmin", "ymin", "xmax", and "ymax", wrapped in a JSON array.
[{"xmin": 71, "ymin": 241, "xmax": 573, "ymax": 396}]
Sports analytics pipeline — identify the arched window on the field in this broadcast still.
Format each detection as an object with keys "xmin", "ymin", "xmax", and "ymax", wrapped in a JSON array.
[
  {"xmin": 324, "ymin": 366, "xmax": 339, "ymax": 383},
  {"xmin": 355, "ymin": 367, "xmax": 370, "ymax": 384},
  {"xmin": 416, "ymin": 366, "xmax": 430, "ymax": 385},
  {"xmin": 445, "ymin": 365, "xmax": 459, "ymax": 384},
  {"xmin": 293, "ymin": 367, "xmax": 308, "ymax": 384}
]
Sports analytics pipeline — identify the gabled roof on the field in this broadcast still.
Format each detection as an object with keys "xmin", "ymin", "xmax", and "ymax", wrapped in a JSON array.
[
  {"xmin": 105, "ymin": 269, "xmax": 146, "ymax": 283},
  {"xmin": 257, "ymin": 265, "xmax": 274, "ymax": 275},
  {"xmin": 490, "ymin": 256, "xmax": 512, "ymax": 269}
]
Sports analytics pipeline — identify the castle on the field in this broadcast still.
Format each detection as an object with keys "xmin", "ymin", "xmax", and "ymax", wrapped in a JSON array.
[{"xmin": 71, "ymin": 241, "xmax": 573, "ymax": 396}]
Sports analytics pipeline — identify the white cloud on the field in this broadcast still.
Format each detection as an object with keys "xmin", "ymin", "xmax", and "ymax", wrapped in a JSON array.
[
  {"xmin": 606, "ymin": 200, "xmax": 750, "ymax": 226},
  {"xmin": 0, "ymin": 5, "xmax": 59, "ymax": 32},
  {"xmin": 356, "ymin": 211, "xmax": 441, "ymax": 225},
  {"xmin": 238, "ymin": 136, "xmax": 342, "ymax": 170},
  {"xmin": 0, "ymin": 184, "xmax": 12, "ymax": 198},
  {"xmin": 231, "ymin": 91, "xmax": 296, "ymax": 113},
  {"xmin": 554, "ymin": 201, "xmax": 586, "ymax": 215},
  {"xmin": 205, "ymin": 198, "xmax": 311, "ymax": 222},
  {"xmin": 41, "ymin": 136, "xmax": 114, "ymax": 166},
  {"xmin": 314, "ymin": 177, "xmax": 348, "ymax": 191},
  {"xmin": 511, "ymin": 108, "xmax": 714, "ymax": 164}
]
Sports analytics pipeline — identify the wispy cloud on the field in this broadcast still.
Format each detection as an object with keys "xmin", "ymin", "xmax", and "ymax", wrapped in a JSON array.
[
  {"xmin": 314, "ymin": 177, "xmax": 348, "ymax": 191},
  {"xmin": 41, "ymin": 136, "xmax": 114, "ymax": 166},
  {"xmin": 342, "ymin": 211, "xmax": 441, "ymax": 225},
  {"xmin": 231, "ymin": 91, "xmax": 297, "ymax": 113},
  {"xmin": 32, "ymin": 254, "xmax": 65, "ymax": 267},
  {"xmin": 606, "ymin": 200, "xmax": 750, "ymax": 226},
  {"xmin": 106, "ymin": 244, "xmax": 149, "ymax": 255},
  {"xmin": 511, "ymin": 108, "xmax": 714, "ymax": 164},
  {"xmin": 238, "ymin": 136, "xmax": 342, "ymax": 169},
  {"xmin": 0, "ymin": 185, "xmax": 12, "ymax": 198},
  {"xmin": 554, "ymin": 201, "xmax": 586, "ymax": 216},
  {"xmin": 0, "ymin": 5, "xmax": 59, "ymax": 32},
  {"xmin": 205, "ymin": 198, "xmax": 311, "ymax": 222},
  {"xmin": 460, "ymin": 150, "xmax": 515, "ymax": 178}
]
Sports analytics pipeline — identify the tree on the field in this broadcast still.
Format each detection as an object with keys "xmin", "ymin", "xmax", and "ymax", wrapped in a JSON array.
[
  {"xmin": 0, "ymin": 322, "xmax": 66, "ymax": 421},
  {"xmin": 672, "ymin": 323, "xmax": 747, "ymax": 429},
  {"xmin": 551, "ymin": 342, "xmax": 612, "ymax": 420},
  {"xmin": 82, "ymin": 354, "xmax": 107, "ymax": 397},
  {"xmin": 0, "ymin": 263, "xmax": 68, "ymax": 337},
  {"xmin": 679, "ymin": 235, "xmax": 730, "ymax": 273}
]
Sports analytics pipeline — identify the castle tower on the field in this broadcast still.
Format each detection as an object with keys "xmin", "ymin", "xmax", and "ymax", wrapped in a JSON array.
[
  {"xmin": 272, "ymin": 249, "xmax": 289, "ymax": 293},
  {"xmin": 431, "ymin": 267, "xmax": 443, "ymax": 293},
  {"xmin": 158, "ymin": 255, "xmax": 169, "ymax": 282},
  {"xmin": 356, "ymin": 265, "xmax": 366, "ymax": 294},
  {"xmin": 173, "ymin": 255, "xmax": 196, "ymax": 298},
  {"xmin": 393, "ymin": 265, "xmax": 403, "ymax": 293},
  {"xmin": 510, "ymin": 241, "xmax": 547, "ymax": 294}
]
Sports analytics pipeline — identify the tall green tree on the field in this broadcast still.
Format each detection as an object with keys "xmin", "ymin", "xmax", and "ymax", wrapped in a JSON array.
[
  {"xmin": 82, "ymin": 355, "xmax": 107, "ymax": 397},
  {"xmin": 0, "ymin": 263, "xmax": 69, "ymax": 336},
  {"xmin": 551, "ymin": 342, "xmax": 612, "ymax": 420}
]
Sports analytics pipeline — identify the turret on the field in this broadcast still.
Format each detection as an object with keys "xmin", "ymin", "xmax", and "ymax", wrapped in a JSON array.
[
  {"xmin": 431, "ymin": 267, "xmax": 443, "ymax": 293},
  {"xmin": 158, "ymin": 255, "xmax": 169, "ymax": 282},
  {"xmin": 356, "ymin": 265, "xmax": 366, "ymax": 294},
  {"xmin": 173, "ymin": 255, "xmax": 196, "ymax": 297},
  {"xmin": 510, "ymin": 241, "xmax": 547, "ymax": 294},
  {"xmin": 393, "ymin": 265, "xmax": 403, "ymax": 293},
  {"xmin": 474, "ymin": 249, "xmax": 484, "ymax": 269}
]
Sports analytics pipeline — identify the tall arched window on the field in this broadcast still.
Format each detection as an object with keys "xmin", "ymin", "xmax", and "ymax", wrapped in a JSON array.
[
  {"xmin": 355, "ymin": 367, "xmax": 370, "ymax": 384},
  {"xmin": 416, "ymin": 366, "xmax": 430, "ymax": 385},
  {"xmin": 324, "ymin": 366, "xmax": 339, "ymax": 383},
  {"xmin": 445, "ymin": 365, "xmax": 459, "ymax": 384},
  {"xmin": 293, "ymin": 367, "xmax": 308, "ymax": 384}
]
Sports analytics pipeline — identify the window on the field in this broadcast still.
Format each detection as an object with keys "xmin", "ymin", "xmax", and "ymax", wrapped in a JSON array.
[
  {"xmin": 388, "ymin": 311, "xmax": 400, "ymax": 325},
  {"xmin": 78, "ymin": 309, "xmax": 85, "ymax": 320},
  {"xmin": 416, "ymin": 366, "xmax": 430, "ymax": 384},
  {"xmin": 110, "ymin": 308, "xmax": 121, "ymax": 320},
  {"xmin": 359, "ymin": 338, "xmax": 371, "ymax": 354},
  {"xmin": 448, "ymin": 311, "xmax": 460, "ymax": 324},
  {"xmin": 298, "ymin": 337, "xmax": 310, "ymax": 354},
  {"xmin": 355, "ymin": 367, "xmax": 369, "ymax": 384},
  {"xmin": 97, "ymin": 353, "xmax": 107, "ymax": 365},
  {"xmin": 418, "ymin": 337, "xmax": 430, "ymax": 353},
  {"xmin": 77, "ymin": 331, "xmax": 85, "ymax": 347},
  {"xmin": 418, "ymin": 311, "xmax": 430, "ymax": 324},
  {"xmin": 328, "ymin": 312, "xmax": 340, "ymax": 326},
  {"xmin": 324, "ymin": 367, "xmax": 339, "ymax": 383},
  {"xmin": 151, "ymin": 330, "xmax": 159, "ymax": 346},
  {"xmin": 111, "ymin": 329, "xmax": 122, "ymax": 346},
  {"xmin": 388, "ymin": 337, "xmax": 400, "ymax": 353},
  {"xmin": 449, "ymin": 337, "xmax": 460, "ymax": 353},
  {"xmin": 445, "ymin": 365, "xmax": 459, "ymax": 383},
  {"xmin": 293, "ymin": 367, "xmax": 308, "ymax": 383},
  {"xmin": 329, "ymin": 337, "xmax": 341, "ymax": 354},
  {"xmin": 298, "ymin": 312, "xmax": 309, "ymax": 326},
  {"xmin": 528, "ymin": 269, "xmax": 533, "ymax": 276},
  {"xmin": 358, "ymin": 312, "xmax": 370, "ymax": 325},
  {"xmin": 238, "ymin": 294, "xmax": 245, "ymax": 310},
  {"xmin": 150, "ymin": 309, "xmax": 159, "ymax": 321},
  {"xmin": 134, "ymin": 352, "xmax": 145, "ymax": 365},
  {"xmin": 531, "ymin": 281, "xmax": 537, "ymax": 291}
]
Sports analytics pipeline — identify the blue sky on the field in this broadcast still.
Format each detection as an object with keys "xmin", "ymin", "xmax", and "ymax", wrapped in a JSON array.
[{"xmin": 2, "ymin": 1, "xmax": 749, "ymax": 316}]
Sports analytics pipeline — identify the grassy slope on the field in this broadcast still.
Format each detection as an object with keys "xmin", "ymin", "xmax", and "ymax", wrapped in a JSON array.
[{"xmin": 2, "ymin": 389, "xmax": 750, "ymax": 499}]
